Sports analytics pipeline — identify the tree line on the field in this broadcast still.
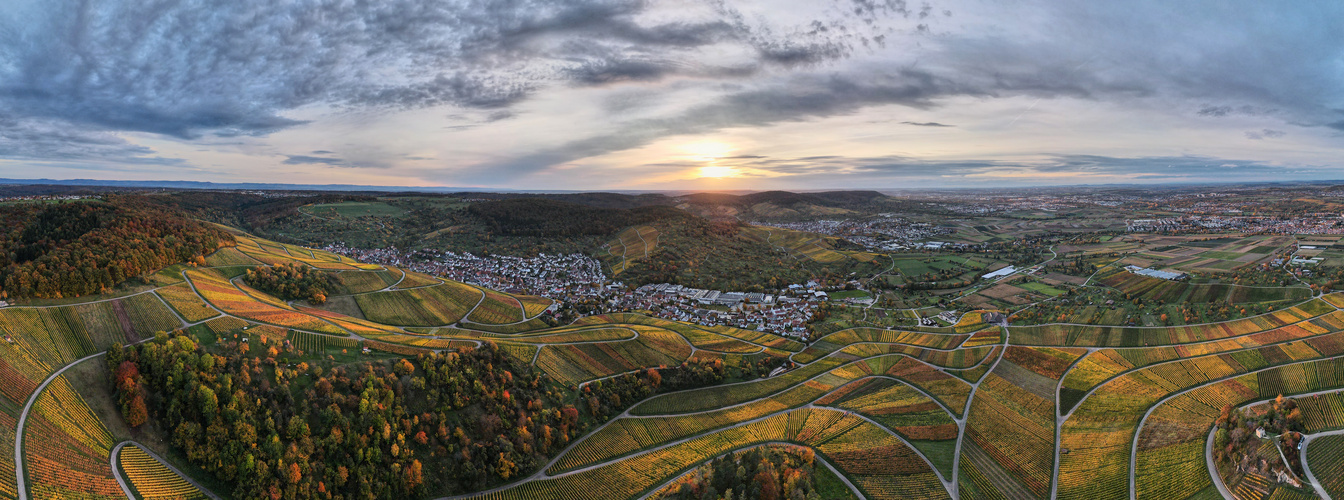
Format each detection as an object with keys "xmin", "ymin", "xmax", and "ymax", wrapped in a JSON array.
[{"xmin": 245, "ymin": 263, "xmax": 337, "ymax": 304}]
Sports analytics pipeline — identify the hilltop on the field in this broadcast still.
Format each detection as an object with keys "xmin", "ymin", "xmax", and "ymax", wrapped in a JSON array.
[{"xmin": 0, "ymin": 196, "xmax": 232, "ymax": 300}]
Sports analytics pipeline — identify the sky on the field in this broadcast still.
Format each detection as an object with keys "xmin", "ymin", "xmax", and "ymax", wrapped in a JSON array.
[{"xmin": 1, "ymin": 0, "xmax": 1342, "ymax": 191}]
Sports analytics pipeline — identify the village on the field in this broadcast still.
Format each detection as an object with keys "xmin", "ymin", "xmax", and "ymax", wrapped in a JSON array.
[
  {"xmin": 609, "ymin": 283, "xmax": 836, "ymax": 339},
  {"xmin": 323, "ymin": 242, "xmax": 835, "ymax": 339}
]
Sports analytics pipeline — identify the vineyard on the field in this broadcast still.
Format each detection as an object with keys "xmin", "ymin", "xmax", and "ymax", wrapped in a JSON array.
[
  {"xmin": 202, "ymin": 247, "xmax": 261, "ymax": 267},
  {"xmin": 24, "ymin": 376, "xmax": 121, "ymax": 499},
  {"xmin": 235, "ymin": 236, "xmax": 357, "ymax": 270},
  {"xmin": 1011, "ymin": 297, "xmax": 1335, "ymax": 346},
  {"xmin": 516, "ymin": 295, "xmax": 554, "ymax": 317},
  {"xmin": 155, "ymin": 283, "xmax": 221, "ymax": 322},
  {"xmin": 604, "ymin": 225, "xmax": 660, "ymax": 275},
  {"xmin": 819, "ymin": 378, "xmax": 959, "ymax": 476},
  {"xmin": 468, "ymin": 286, "xmax": 1344, "ymax": 500},
  {"xmin": 534, "ymin": 328, "xmax": 692, "ymax": 385},
  {"xmin": 334, "ymin": 269, "xmax": 401, "ymax": 294},
  {"xmin": 8, "ymin": 225, "xmax": 1344, "ymax": 500},
  {"xmin": 960, "ymin": 347, "xmax": 1084, "ymax": 498},
  {"xmin": 354, "ymin": 281, "xmax": 481, "ymax": 326},
  {"xmin": 289, "ymin": 329, "xmax": 360, "ymax": 354},
  {"xmin": 1306, "ymin": 434, "xmax": 1344, "ymax": 498},
  {"xmin": 464, "ymin": 287, "xmax": 528, "ymax": 325},
  {"xmin": 186, "ymin": 269, "xmax": 344, "ymax": 334},
  {"xmin": 576, "ymin": 313, "xmax": 801, "ymax": 353},
  {"xmin": 391, "ymin": 269, "xmax": 443, "ymax": 289},
  {"xmin": 1097, "ymin": 268, "xmax": 1312, "ymax": 304},
  {"xmin": 475, "ymin": 407, "xmax": 946, "ymax": 500},
  {"xmin": 117, "ymin": 444, "xmax": 209, "ymax": 500}
]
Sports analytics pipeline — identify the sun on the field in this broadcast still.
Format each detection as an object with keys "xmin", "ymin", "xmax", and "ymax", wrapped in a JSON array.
[{"xmin": 698, "ymin": 166, "xmax": 736, "ymax": 178}]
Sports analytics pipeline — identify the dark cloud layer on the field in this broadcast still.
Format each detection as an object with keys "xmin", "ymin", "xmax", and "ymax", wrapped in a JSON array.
[
  {"xmin": 0, "ymin": 0, "xmax": 880, "ymax": 147},
  {"xmin": 282, "ymin": 153, "xmax": 385, "ymax": 169},
  {"xmin": 0, "ymin": 115, "xmax": 182, "ymax": 165}
]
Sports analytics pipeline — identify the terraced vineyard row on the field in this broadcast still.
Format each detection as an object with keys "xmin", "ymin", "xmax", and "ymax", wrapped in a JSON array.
[
  {"xmin": 117, "ymin": 444, "xmax": 210, "ymax": 500},
  {"xmin": 1306, "ymin": 434, "xmax": 1344, "ymax": 498},
  {"xmin": 474, "ymin": 407, "xmax": 947, "ymax": 500}
]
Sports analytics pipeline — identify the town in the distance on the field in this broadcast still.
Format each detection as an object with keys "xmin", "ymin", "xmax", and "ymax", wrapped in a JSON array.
[{"xmin": 6, "ymin": 182, "xmax": 1344, "ymax": 500}]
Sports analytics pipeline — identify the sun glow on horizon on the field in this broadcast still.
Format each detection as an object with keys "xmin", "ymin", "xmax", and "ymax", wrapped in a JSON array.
[{"xmin": 680, "ymin": 141, "xmax": 738, "ymax": 179}]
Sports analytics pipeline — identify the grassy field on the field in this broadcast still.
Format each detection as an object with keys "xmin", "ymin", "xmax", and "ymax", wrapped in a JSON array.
[
  {"xmin": 828, "ymin": 289, "xmax": 872, "ymax": 300},
  {"xmin": 1017, "ymin": 281, "xmax": 1065, "ymax": 296},
  {"xmin": 303, "ymin": 200, "xmax": 406, "ymax": 218}
]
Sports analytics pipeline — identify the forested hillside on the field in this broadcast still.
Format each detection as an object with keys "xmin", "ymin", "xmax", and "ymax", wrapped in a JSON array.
[
  {"xmin": 466, "ymin": 198, "xmax": 687, "ymax": 237},
  {"xmin": 0, "ymin": 196, "xmax": 232, "ymax": 299},
  {"xmin": 609, "ymin": 218, "xmax": 877, "ymax": 291}
]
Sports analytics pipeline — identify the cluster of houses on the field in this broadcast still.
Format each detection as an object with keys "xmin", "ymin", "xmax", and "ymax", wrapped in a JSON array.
[
  {"xmin": 613, "ymin": 283, "xmax": 826, "ymax": 339},
  {"xmin": 323, "ymin": 243, "xmax": 609, "ymax": 297},
  {"xmin": 0, "ymin": 194, "xmax": 96, "ymax": 203}
]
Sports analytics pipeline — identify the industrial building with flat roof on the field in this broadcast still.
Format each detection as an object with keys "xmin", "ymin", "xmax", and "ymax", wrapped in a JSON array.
[
  {"xmin": 1125, "ymin": 265, "xmax": 1187, "ymax": 281},
  {"xmin": 981, "ymin": 266, "xmax": 1016, "ymax": 280}
]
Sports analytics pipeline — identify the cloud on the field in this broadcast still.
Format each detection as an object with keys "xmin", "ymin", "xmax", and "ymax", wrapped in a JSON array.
[
  {"xmin": 471, "ymin": 1, "xmax": 1344, "ymax": 184},
  {"xmin": 0, "ymin": 115, "xmax": 183, "ymax": 165},
  {"xmin": 282, "ymin": 153, "xmax": 383, "ymax": 169},
  {"xmin": 0, "ymin": 0, "xmax": 890, "ymax": 139},
  {"xmin": 901, "ymin": 121, "xmax": 953, "ymax": 127},
  {"xmin": 456, "ymin": 68, "xmax": 976, "ymax": 181},
  {"xmin": 283, "ymin": 155, "xmax": 347, "ymax": 166},
  {"xmin": 567, "ymin": 58, "xmax": 678, "ymax": 85},
  {"xmin": 1245, "ymin": 129, "xmax": 1286, "ymax": 140}
]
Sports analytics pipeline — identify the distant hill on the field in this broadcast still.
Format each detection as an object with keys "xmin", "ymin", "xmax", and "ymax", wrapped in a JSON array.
[
  {"xmin": 466, "ymin": 198, "xmax": 687, "ymax": 237},
  {"xmin": 676, "ymin": 189, "xmax": 894, "ymax": 221},
  {"xmin": 443, "ymin": 191, "xmax": 677, "ymax": 210},
  {"xmin": 738, "ymin": 190, "xmax": 831, "ymax": 206},
  {"xmin": 807, "ymin": 190, "xmax": 888, "ymax": 204}
]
